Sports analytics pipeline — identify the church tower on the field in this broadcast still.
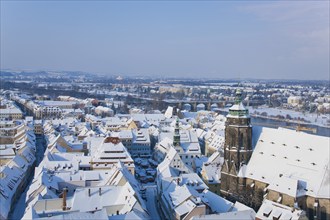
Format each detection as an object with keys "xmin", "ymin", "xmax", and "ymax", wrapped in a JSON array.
[
  {"xmin": 220, "ymin": 89, "xmax": 253, "ymax": 201},
  {"xmin": 173, "ymin": 117, "xmax": 181, "ymax": 147}
]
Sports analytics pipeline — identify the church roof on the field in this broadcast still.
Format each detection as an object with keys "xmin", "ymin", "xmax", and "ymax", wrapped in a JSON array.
[{"xmin": 245, "ymin": 127, "xmax": 330, "ymax": 199}]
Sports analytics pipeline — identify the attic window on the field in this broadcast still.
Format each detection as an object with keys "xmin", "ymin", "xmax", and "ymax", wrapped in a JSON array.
[
  {"xmin": 260, "ymin": 140, "xmax": 264, "ymax": 142},
  {"xmin": 271, "ymin": 154, "xmax": 275, "ymax": 157},
  {"xmin": 296, "ymin": 159, "xmax": 300, "ymax": 162},
  {"xmin": 284, "ymin": 156, "xmax": 288, "ymax": 159},
  {"xmin": 262, "ymin": 176, "xmax": 265, "ymax": 179},
  {"xmin": 311, "ymin": 162, "xmax": 316, "ymax": 166},
  {"xmin": 271, "ymin": 142, "xmax": 275, "ymax": 144},
  {"xmin": 282, "ymin": 144, "xmax": 286, "ymax": 146},
  {"xmin": 295, "ymin": 146, "xmax": 300, "ymax": 149},
  {"xmin": 260, "ymin": 152, "xmax": 264, "ymax": 155},
  {"xmin": 308, "ymin": 148, "xmax": 313, "ymax": 151}
]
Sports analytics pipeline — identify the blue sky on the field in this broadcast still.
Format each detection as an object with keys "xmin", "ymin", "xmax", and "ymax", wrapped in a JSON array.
[{"xmin": 1, "ymin": 1, "xmax": 329, "ymax": 80}]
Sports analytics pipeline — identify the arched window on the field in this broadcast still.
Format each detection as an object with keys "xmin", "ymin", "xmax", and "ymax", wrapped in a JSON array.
[{"xmin": 239, "ymin": 133, "xmax": 244, "ymax": 149}]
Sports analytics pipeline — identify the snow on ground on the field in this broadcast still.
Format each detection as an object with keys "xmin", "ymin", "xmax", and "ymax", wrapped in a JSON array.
[
  {"xmin": 10, "ymin": 184, "xmax": 29, "ymax": 220},
  {"xmin": 145, "ymin": 186, "xmax": 161, "ymax": 220},
  {"xmin": 247, "ymin": 106, "xmax": 330, "ymax": 128},
  {"xmin": 222, "ymin": 106, "xmax": 330, "ymax": 128}
]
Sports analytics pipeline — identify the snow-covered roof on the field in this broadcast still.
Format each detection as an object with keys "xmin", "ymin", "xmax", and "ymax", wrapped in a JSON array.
[
  {"xmin": 256, "ymin": 199, "xmax": 304, "ymax": 220},
  {"xmin": 132, "ymin": 129, "xmax": 150, "ymax": 144},
  {"xmin": 27, "ymin": 182, "xmax": 147, "ymax": 219},
  {"xmin": 201, "ymin": 152, "xmax": 223, "ymax": 183},
  {"xmin": 0, "ymin": 165, "xmax": 26, "ymax": 219},
  {"xmin": 159, "ymin": 130, "xmax": 201, "ymax": 154},
  {"xmin": 229, "ymin": 102, "xmax": 247, "ymax": 111},
  {"xmin": 118, "ymin": 130, "xmax": 133, "ymax": 139},
  {"xmin": 37, "ymin": 100, "xmax": 78, "ymax": 107},
  {"xmin": 42, "ymin": 208, "xmax": 109, "ymax": 219},
  {"xmin": 0, "ymin": 108, "xmax": 23, "ymax": 114},
  {"xmin": 191, "ymin": 209, "xmax": 255, "ymax": 220},
  {"xmin": 24, "ymin": 161, "xmax": 147, "ymax": 219},
  {"xmin": 245, "ymin": 127, "xmax": 330, "ymax": 199}
]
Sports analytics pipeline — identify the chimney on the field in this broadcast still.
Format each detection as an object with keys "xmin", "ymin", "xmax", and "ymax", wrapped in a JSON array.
[
  {"xmin": 62, "ymin": 188, "xmax": 67, "ymax": 211},
  {"xmin": 99, "ymin": 188, "xmax": 101, "ymax": 196}
]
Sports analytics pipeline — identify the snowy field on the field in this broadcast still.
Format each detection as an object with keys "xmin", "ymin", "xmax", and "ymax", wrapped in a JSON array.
[{"xmin": 222, "ymin": 106, "xmax": 330, "ymax": 128}]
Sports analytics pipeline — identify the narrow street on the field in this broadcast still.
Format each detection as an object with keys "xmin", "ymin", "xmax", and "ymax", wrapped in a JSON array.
[
  {"xmin": 145, "ymin": 185, "xmax": 161, "ymax": 220},
  {"xmin": 9, "ymin": 135, "xmax": 46, "ymax": 219}
]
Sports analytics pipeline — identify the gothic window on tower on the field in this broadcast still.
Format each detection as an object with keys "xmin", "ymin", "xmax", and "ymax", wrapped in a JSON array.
[{"xmin": 240, "ymin": 133, "xmax": 244, "ymax": 149}]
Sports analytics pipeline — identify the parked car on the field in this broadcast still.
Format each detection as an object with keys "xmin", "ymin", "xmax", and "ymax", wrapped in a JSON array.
[
  {"xmin": 146, "ymin": 175, "xmax": 155, "ymax": 182},
  {"xmin": 140, "ymin": 160, "xmax": 149, "ymax": 168}
]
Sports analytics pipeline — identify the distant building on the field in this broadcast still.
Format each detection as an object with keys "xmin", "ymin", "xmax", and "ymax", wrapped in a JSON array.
[
  {"xmin": 94, "ymin": 106, "xmax": 114, "ymax": 117},
  {"xmin": 0, "ymin": 108, "xmax": 23, "ymax": 120},
  {"xmin": 287, "ymin": 96, "xmax": 303, "ymax": 107}
]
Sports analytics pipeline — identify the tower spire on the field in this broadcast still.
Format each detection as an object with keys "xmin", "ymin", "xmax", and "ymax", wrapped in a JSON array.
[
  {"xmin": 235, "ymin": 89, "xmax": 242, "ymax": 104},
  {"xmin": 228, "ymin": 89, "xmax": 249, "ymax": 118}
]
